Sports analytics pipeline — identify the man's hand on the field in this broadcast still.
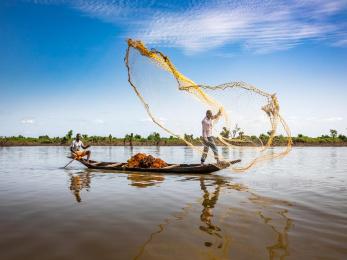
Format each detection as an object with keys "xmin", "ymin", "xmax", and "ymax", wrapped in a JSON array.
[{"xmin": 213, "ymin": 108, "xmax": 222, "ymax": 119}]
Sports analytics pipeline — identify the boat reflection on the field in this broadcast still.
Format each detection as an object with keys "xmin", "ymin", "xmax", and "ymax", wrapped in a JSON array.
[
  {"xmin": 69, "ymin": 172, "xmax": 91, "ymax": 203},
  {"xmin": 127, "ymin": 173, "xmax": 165, "ymax": 188}
]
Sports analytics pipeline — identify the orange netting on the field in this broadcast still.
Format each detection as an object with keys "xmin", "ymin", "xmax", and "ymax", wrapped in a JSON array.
[
  {"xmin": 127, "ymin": 153, "xmax": 168, "ymax": 169},
  {"xmin": 124, "ymin": 39, "xmax": 292, "ymax": 172}
]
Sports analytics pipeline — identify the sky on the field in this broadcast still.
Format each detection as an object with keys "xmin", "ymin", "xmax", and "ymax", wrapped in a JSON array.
[{"xmin": 0, "ymin": 0, "xmax": 347, "ymax": 138}]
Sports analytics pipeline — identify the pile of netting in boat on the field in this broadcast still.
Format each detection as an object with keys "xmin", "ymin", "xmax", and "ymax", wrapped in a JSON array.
[{"xmin": 126, "ymin": 153, "xmax": 168, "ymax": 168}]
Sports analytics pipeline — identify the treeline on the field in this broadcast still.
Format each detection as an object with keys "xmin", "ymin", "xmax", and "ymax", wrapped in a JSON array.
[
  {"xmin": 0, "ymin": 129, "xmax": 346, "ymax": 146},
  {"xmin": 0, "ymin": 130, "xmax": 186, "ymax": 146}
]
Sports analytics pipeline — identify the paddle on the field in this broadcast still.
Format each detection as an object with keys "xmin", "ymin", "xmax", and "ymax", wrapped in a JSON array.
[
  {"xmin": 63, "ymin": 153, "xmax": 77, "ymax": 168},
  {"xmin": 63, "ymin": 159, "xmax": 75, "ymax": 168}
]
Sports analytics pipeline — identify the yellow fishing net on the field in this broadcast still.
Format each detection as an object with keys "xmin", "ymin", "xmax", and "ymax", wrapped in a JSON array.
[{"xmin": 125, "ymin": 39, "xmax": 292, "ymax": 172}]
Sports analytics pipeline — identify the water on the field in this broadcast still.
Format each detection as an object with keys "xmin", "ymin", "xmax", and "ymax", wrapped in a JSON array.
[{"xmin": 0, "ymin": 146, "xmax": 346, "ymax": 260}]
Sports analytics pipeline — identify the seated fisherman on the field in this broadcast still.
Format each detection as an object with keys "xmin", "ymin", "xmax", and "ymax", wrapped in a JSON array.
[
  {"xmin": 201, "ymin": 109, "xmax": 222, "ymax": 165},
  {"xmin": 70, "ymin": 133, "xmax": 91, "ymax": 162}
]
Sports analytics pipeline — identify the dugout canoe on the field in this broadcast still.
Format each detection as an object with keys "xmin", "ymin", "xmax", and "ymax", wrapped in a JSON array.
[{"xmin": 77, "ymin": 159, "xmax": 241, "ymax": 173}]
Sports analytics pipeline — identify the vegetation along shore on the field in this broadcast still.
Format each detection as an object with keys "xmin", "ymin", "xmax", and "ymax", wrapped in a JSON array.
[{"xmin": 1, "ymin": 129, "xmax": 346, "ymax": 147}]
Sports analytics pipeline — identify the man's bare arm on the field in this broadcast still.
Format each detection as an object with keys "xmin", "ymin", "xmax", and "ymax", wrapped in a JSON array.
[
  {"xmin": 212, "ymin": 109, "xmax": 222, "ymax": 119},
  {"xmin": 82, "ymin": 144, "xmax": 90, "ymax": 149}
]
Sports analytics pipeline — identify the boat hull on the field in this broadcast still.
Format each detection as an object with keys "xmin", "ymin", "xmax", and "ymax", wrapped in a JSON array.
[{"xmin": 77, "ymin": 159, "xmax": 241, "ymax": 174}]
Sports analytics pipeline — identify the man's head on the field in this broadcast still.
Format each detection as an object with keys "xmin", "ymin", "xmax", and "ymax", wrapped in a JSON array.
[
  {"xmin": 206, "ymin": 110, "xmax": 212, "ymax": 119},
  {"xmin": 76, "ymin": 133, "xmax": 81, "ymax": 141}
]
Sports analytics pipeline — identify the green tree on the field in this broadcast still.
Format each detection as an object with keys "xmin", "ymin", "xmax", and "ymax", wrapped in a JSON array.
[
  {"xmin": 220, "ymin": 127, "xmax": 230, "ymax": 139},
  {"xmin": 66, "ymin": 130, "xmax": 73, "ymax": 140},
  {"xmin": 338, "ymin": 134, "xmax": 347, "ymax": 141},
  {"xmin": 108, "ymin": 134, "xmax": 112, "ymax": 142},
  {"xmin": 239, "ymin": 131, "xmax": 244, "ymax": 139},
  {"xmin": 330, "ymin": 129, "xmax": 337, "ymax": 139},
  {"xmin": 184, "ymin": 133, "xmax": 194, "ymax": 142},
  {"xmin": 148, "ymin": 132, "xmax": 161, "ymax": 145}
]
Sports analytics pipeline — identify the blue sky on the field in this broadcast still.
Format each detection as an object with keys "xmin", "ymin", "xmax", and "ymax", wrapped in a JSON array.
[{"xmin": 0, "ymin": 0, "xmax": 346, "ymax": 138}]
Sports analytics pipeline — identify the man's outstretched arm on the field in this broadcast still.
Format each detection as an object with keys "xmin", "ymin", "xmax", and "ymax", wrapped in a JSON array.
[{"xmin": 212, "ymin": 108, "xmax": 222, "ymax": 119}]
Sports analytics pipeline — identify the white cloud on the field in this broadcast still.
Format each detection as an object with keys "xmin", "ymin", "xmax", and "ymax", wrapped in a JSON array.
[
  {"xmin": 324, "ymin": 117, "xmax": 343, "ymax": 122},
  {"xmin": 304, "ymin": 116, "xmax": 343, "ymax": 122},
  {"xmin": 140, "ymin": 117, "xmax": 152, "ymax": 122},
  {"xmin": 93, "ymin": 119, "xmax": 104, "ymax": 124},
  {"xmin": 140, "ymin": 117, "xmax": 167, "ymax": 122},
  {"xmin": 21, "ymin": 119, "xmax": 35, "ymax": 124},
  {"xmin": 28, "ymin": 0, "xmax": 347, "ymax": 53}
]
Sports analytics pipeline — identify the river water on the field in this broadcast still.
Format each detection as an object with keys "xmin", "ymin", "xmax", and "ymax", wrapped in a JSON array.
[{"xmin": 0, "ymin": 146, "xmax": 346, "ymax": 260}]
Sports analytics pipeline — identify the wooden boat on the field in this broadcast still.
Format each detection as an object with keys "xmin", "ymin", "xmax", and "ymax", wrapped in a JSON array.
[{"xmin": 77, "ymin": 159, "xmax": 241, "ymax": 174}]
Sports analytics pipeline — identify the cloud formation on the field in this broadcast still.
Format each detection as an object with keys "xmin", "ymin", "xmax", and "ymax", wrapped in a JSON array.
[
  {"xmin": 28, "ymin": 0, "xmax": 347, "ymax": 53},
  {"xmin": 21, "ymin": 119, "xmax": 35, "ymax": 124}
]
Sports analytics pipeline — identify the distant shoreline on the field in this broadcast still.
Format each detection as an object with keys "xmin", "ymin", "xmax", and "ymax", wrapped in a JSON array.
[
  {"xmin": 1, "ymin": 143, "xmax": 346, "ymax": 147},
  {"xmin": 2, "ymin": 131, "xmax": 346, "ymax": 147}
]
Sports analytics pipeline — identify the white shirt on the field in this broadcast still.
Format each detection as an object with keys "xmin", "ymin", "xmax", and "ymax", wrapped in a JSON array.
[
  {"xmin": 202, "ymin": 117, "xmax": 213, "ymax": 138},
  {"xmin": 71, "ymin": 140, "xmax": 84, "ymax": 152}
]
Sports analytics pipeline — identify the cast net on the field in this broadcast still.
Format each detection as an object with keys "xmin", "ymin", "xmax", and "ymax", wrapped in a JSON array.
[{"xmin": 124, "ymin": 39, "xmax": 292, "ymax": 172}]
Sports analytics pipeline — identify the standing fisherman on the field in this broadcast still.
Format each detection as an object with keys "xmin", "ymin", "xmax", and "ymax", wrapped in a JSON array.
[
  {"xmin": 201, "ymin": 109, "xmax": 221, "ymax": 165},
  {"xmin": 70, "ymin": 133, "xmax": 91, "ymax": 163}
]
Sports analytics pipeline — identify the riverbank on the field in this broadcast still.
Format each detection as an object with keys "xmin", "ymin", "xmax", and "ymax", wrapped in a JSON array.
[
  {"xmin": 1, "ymin": 142, "xmax": 347, "ymax": 147},
  {"xmin": 1, "ymin": 133, "xmax": 346, "ymax": 147}
]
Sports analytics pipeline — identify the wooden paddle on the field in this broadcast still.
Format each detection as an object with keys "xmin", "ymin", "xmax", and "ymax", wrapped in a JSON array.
[
  {"xmin": 63, "ymin": 154, "xmax": 76, "ymax": 168},
  {"xmin": 63, "ymin": 159, "xmax": 75, "ymax": 168}
]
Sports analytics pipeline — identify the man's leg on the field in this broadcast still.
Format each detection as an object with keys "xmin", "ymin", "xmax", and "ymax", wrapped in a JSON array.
[
  {"xmin": 201, "ymin": 139, "xmax": 209, "ymax": 164},
  {"xmin": 86, "ymin": 150, "xmax": 91, "ymax": 163},
  {"xmin": 208, "ymin": 137, "xmax": 219, "ymax": 163}
]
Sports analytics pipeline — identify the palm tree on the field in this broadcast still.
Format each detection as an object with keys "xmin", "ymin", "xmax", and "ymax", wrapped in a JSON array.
[
  {"xmin": 330, "ymin": 129, "xmax": 337, "ymax": 139},
  {"xmin": 66, "ymin": 130, "xmax": 73, "ymax": 140},
  {"xmin": 220, "ymin": 127, "xmax": 230, "ymax": 139},
  {"xmin": 239, "ymin": 131, "xmax": 244, "ymax": 139},
  {"xmin": 232, "ymin": 124, "xmax": 240, "ymax": 138}
]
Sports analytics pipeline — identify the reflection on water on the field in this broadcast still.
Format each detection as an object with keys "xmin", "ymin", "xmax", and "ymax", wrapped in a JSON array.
[
  {"xmin": 129, "ymin": 174, "xmax": 293, "ymax": 259},
  {"xmin": 199, "ymin": 177, "xmax": 223, "ymax": 248},
  {"xmin": 127, "ymin": 173, "xmax": 165, "ymax": 188},
  {"xmin": 250, "ymin": 193, "xmax": 292, "ymax": 260},
  {"xmin": 0, "ymin": 146, "xmax": 346, "ymax": 260},
  {"xmin": 69, "ymin": 172, "xmax": 91, "ymax": 202},
  {"xmin": 221, "ymin": 147, "xmax": 230, "ymax": 159},
  {"xmin": 262, "ymin": 209, "xmax": 292, "ymax": 260}
]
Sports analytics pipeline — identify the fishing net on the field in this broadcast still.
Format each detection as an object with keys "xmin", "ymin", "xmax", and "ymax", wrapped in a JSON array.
[{"xmin": 124, "ymin": 39, "xmax": 292, "ymax": 172}]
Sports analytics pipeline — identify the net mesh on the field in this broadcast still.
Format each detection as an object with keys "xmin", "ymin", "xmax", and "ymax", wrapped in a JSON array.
[{"xmin": 124, "ymin": 39, "xmax": 292, "ymax": 172}]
